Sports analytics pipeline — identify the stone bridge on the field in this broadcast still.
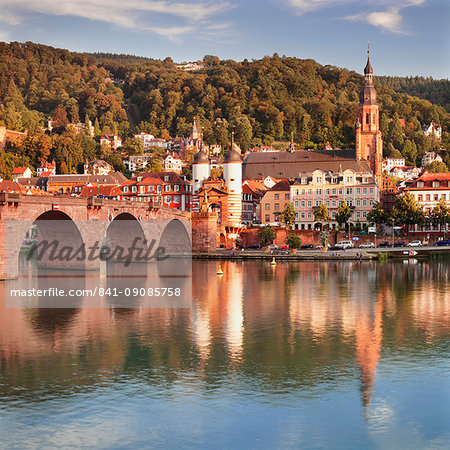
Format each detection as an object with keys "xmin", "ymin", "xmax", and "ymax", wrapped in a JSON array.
[{"xmin": 0, "ymin": 193, "xmax": 217, "ymax": 279}]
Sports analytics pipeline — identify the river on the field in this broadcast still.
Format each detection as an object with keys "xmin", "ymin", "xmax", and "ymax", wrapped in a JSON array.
[{"xmin": 0, "ymin": 259, "xmax": 449, "ymax": 449}]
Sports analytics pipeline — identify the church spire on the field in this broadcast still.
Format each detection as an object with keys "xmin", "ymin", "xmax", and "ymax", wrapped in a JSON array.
[{"xmin": 364, "ymin": 44, "xmax": 373, "ymax": 82}]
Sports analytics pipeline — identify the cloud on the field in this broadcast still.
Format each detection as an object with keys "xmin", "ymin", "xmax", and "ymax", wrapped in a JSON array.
[
  {"xmin": 286, "ymin": 0, "xmax": 351, "ymax": 15},
  {"xmin": 0, "ymin": 0, "xmax": 233, "ymax": 39},
  {"xmin": 343, "ymin": 1, "xmax": 425, "ymax": 34},
  {"xmin": 345, "ymin": 7, "xmax": 405, "ymax": 34},
  {"xmin": 286, "ymin": 0, "xmax": 426, "ymax": 34}
]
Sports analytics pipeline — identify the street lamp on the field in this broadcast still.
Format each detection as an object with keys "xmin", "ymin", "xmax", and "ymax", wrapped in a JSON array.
[{"xmin": 391, "ymin": 218, "xmax": 395, "ymax": 247}]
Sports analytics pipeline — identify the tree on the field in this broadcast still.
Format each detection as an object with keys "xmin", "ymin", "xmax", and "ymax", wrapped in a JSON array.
[
  {"xmin": 314, "ymin": 203, "xmax": 330, "ymax": 228},
  {"xmin": 367, "ymin": 201, "xmax": 388, "ymax": 225},
  {"xmin": 425, "ymin": 161, "xmax": 449, "ymax": 173},
  {"xmin": 390, "ymin": 192, "xmax": 425, "ymax": 229},
  {"xmin": 402, "ymin": 139, "xmax": 417, "ymax": 165},
  {"xmin": 279, "ymin": 203, "xmax": 296, "ymax": 229},
  {"xmin": 234, "ymin": 115, "xmax": 253, "ymax": 151},
  {"xmin": 147, "ymin": 155, "xmax": 163, "ymax": 172},
  {"xmin": 430, "ymin": 198, "xmax": 450, "ymax": 236},
  {"xmin": 106, "ymin": 153, "xmax": 126, "ymax": 173},
  {"xmin": 286, "ymin": 233, "xmax": 302, "ymax": 249},
  {"xmin": 122, "ymin": 137, "xmax": 144, "ymax": 156},
  {"xmin": 335, "ymin": 200, "xmax": 352, "ymax": 228},
  {"xmin": 51, "ymin": 106, "xmax": 69, "ymax": 131},
  {"xmin": 258, "ymin": 227, "xmax": 276, "ymax": 247},
  {"xmin": 319, "ymin": 230, "xmax": 331, "ymax": 248}
]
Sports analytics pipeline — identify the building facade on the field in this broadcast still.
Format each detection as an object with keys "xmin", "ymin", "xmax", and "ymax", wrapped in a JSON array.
[
  {"xmin": 290, "ymin": 169, "xmax": 379, "ymax": 229},
  {"xmin": 261, "ymin": 181, "xmax": 292, "ymax": 225}
]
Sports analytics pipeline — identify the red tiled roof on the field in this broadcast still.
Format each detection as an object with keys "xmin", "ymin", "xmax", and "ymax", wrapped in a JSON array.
[{"xmin": 12, "ymin": 167, "xmax": 29, "ymax": 174}]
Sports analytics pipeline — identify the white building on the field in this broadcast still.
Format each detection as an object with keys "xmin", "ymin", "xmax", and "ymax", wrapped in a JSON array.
[
  {"xmin": 421, "ymin": 152, "xmax": 443, "ymax": 168},
  {"xmin": 422, "ymin": 122, "xmax": 442, "ymax": 141},
  {"xmin": 134, "ymin": 133, "xmax": 168, "ymax": 151},
  {"xmin": 163, "ymin": 152, "xmax": 183, "ymax": 174},
  {"xmin": 126, "ymin": 154, "xmax": 152, "ymax": 173},
  {"xmin": 11, "ymin": 167, "xmax": 32, "ymax": 179},
  {"xmin": 383, "ymin": 157, "xmax": 405, "ymax": 172}
]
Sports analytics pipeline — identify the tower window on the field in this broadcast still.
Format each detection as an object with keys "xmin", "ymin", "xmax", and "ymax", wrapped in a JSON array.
[{"xmin": 366, "ymin": 114, "xmax": 370, "ymax": 125}]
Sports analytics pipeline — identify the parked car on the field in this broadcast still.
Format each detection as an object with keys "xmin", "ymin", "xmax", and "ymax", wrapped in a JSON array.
[
  {"xmin": 359, "ymin": 242, "xmax": 375, "ymax": 248},
  {"xmin": 268, "ymin": 244, "xmax": 279, "ymax": 250},
  {"xmin": 301, "ymin": 244, "xmax": 314, "ymax": 250},
  {"xmin": 434, "ymin": 240, "xmax": 450, "ymax": 246},
  {"xmin": 407, "ymin": 240, "xmax": 422, "ymax": 247},
  {"xmin": 328, "ymin": 245, "xmax": 342, "ymax": 251},
  {"xmin": 377, "ymin": 241, "xmax": 391, "ymax": 248},
  {"xmin": 335, "ymin": 241, "xmax": 354, "ymax": 249},
  {"xmin": 393, "ymin": 241, "xmax": 406, "ymax": 247}
]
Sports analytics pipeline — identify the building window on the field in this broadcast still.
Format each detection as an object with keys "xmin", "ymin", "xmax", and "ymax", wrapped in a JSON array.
[
  {"xmin": 346, "ymin": 188, "xmax": 353, "ymax": 195},
  {"xmin": 265, "ymin": 203, "xmax": 270, "ymax": 211},
  {"xmin": 301, "ymin": 212, "xmax": 305, "ymax": 219},
  {"xmin": 308, "ymin": 190, "xmax": 312, "ymax": 196},
  {"xmin": 295, "ymin": 189, "xmax": 299, "ymax": 196},
  {"xmin": 317, "ymin": 189, "xmax": 322, "ymax": 195},
  {"xmin": 285, "ymin": 194, "xmax": 290, "ymax": 200},
  {"xmin": 165, "ymin": 196, "xmax": 171, "ymax": 203},
  {"xmin": 418, "ymin": 195, "xmax": 423, "ymax": 202},
  {"xmin": 275, "ymin": 194, "xmax": 279, "ymax": 200},
  {"xmin": 363, "ymin": 188, "xmax": 367, "ymax": 195},
  {"xmin": 265, "ymin": 215, "xmax": 270, "ymax": 222},
  {"xmin": 307, "ymin": 200, "xmax": 312, "ymax": 207},
  {"xmin": 426, "ymin": 194, "xmax": 431, "ymax": 201},
  {"xmin": 369, "ymin": 188, "xmax": 373, "ymax": 194},
  {"xmin": 356, "ymin": 188, "xmax": 361, "ymax": 195},
  {"xmin": 366, "ymin": 113, "xmax": 370, "ymax": 124},
  {"xmin": 274, "ymin": 203, "xmax": 279, "ymax": 211},
  {"xmin": 174, "ymin": 185, "xmax": 180, "ymax": 192},
  {"xmin": 433, "ymin": 182, "xmax": 440, "ymax": 188},
  {"xmin": 301, "ymin": 200, "xmax": 305, "ymax": 207},
  {"xmin": 294, "ymin": 200, "xmax": 299, "ymax": 208},
  {"xmin": 326, "ymin": 189, "xmax": 330, "ymax": 195},
  {"xmin": 332, "ymin": 189, "xmax": 336, "ymax": 195},
  {"xmin": 356, "ymin": 199, "xmax": 361, "ymax": 207},
  {"xmin": 434, "ymin": 195, "xmax": 439, "ymax": 201},
  {"xmin": 339, "ymin": 189, "xmax": 343, "ymax": 195},
  {"xmin": 132, "ymin": 186, "xmax": 137, "ymax": 193},
  {"xmin": 363, "ymin": 200, "xmax": 367, "ymax": 207},
  {"xmin": 307, "ymin": 212, "xmax": 312, "ymax": 219},
  {"xmin": 174, "ymin": 195, "xmax": 180, "ymax": 203}
]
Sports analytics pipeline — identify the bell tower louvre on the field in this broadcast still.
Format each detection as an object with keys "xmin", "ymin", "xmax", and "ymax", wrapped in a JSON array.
[{"xmin": 356, "ymin": 48, "xmax": 383, "ymax": 186}]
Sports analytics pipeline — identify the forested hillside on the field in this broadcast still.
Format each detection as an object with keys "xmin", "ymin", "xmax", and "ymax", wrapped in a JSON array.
[{"xmin": 0, "ymin": 41, "xmax": 449, "ymax": 177}]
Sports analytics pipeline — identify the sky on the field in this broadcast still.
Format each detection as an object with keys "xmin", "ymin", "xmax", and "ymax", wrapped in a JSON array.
[{"xmin": 0, "ymin": 0, "xmax": 448, "ymax": 78}]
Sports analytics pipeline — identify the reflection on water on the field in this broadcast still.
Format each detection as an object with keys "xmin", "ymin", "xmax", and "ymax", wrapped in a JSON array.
[{"xmin": 0, "ymin": 259, "xmax": 449, "ymax": 449}]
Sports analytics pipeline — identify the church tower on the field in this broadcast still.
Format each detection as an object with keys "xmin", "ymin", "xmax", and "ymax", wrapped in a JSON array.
[{"xmin": 356, "ymin": 49, "xmax": 383, "ymax": 186}]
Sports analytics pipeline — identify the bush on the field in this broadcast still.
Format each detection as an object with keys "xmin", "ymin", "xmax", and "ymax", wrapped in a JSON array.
[
  {"xmin": 258, "ymin": 226, "xmax": 276, "ymax": 247},
  {"xmin": 286, "ymin": 234, "xmax": 302, "ymax": 249}
]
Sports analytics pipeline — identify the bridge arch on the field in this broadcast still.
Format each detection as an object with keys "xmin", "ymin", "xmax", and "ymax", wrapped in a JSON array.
[
  {"xmin": 159, "ymin": 219, "xmax": 192, "ymax": 255},
  {"xmin": 104, "ymin": 212, "xmax": 147, "ymax": 263},
  {"xmin": 19, "ymin": 209, "xmax": 86, "ymax": 271}
]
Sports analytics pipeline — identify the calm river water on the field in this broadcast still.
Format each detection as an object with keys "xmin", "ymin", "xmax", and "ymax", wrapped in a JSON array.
[{"xmin": 0, "ymin": 259, "xmax": 449, "ymax": 449}]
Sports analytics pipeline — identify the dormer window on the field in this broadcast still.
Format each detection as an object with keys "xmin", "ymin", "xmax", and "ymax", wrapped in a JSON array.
[
  {"xmin": 432, "ymin": 181, "xmax": 440, "ymax": 188},
  {"xmin": 417, "ymin": 182, "xmax": 424, "ymax": 188},
  {"xmin": 137, "ymin": 176, "xmax": 143, "ymax": 182}
]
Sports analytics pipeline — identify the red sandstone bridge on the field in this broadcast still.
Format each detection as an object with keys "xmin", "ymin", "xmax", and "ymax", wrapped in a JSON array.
[{"xmin": 0, "ymin": 193, "xmax": 217, "ymax": 279}]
